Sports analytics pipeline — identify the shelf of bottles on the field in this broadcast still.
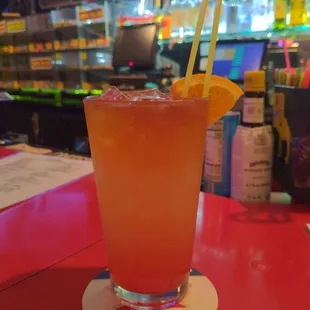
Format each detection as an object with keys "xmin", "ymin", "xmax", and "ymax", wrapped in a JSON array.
[
  {"xmin": 114, "ymin": 0, "xmax": 310, "ymax": 42},
  {"xmin": 2, "ymin": 0, "xmax": 310, "ymax": 97},
  {"xmin": 0, "ymin": 2, "xmax": 112, "ymax": 91}
]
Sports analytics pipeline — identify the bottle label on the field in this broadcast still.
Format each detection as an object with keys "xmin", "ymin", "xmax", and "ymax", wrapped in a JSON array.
[
  {"xmin": 231, "ymin": 126, "xmax": 273, "ymax": 202},
  {"xmin": 243, "ymin": 97, "xmax": 264, "ymax": 124},
  {"xmin": 205, "ymin": 120, "xmax": 224, "ymax": 183}
]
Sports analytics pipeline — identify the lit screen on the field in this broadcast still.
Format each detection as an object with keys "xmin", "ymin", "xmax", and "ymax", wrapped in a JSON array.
[{"xmin": 211, "ymin": 41, "xmax": 267, "ymax": 81}]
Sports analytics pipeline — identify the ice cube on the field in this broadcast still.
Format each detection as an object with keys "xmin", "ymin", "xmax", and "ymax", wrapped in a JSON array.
[
  {"xmin": 125, "ymin": 89, "xmax": 171, "ymax": 101},
  {"xmin": 101, "ymin": 86, "xmax": 128, "ymax": 100}
]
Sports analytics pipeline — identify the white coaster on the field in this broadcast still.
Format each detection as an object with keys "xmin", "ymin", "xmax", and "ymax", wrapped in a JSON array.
[{"xmin": 82, "ymin": 269, "xmax": 218, "ymax": 309}]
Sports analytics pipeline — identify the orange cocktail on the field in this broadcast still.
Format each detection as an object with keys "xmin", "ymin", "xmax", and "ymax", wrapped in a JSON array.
[{"xmin": 84, "ymin": 91, "xmax": 209, "ymax": 308}]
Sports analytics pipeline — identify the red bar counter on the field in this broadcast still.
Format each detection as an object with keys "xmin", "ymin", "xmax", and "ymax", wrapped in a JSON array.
[
  {"xmin": 0, "ymin": 147, "xmax": 102, "ymax": 291},
  {"xmin": 0, "ymin": 147, "xmax": 310, "ymax": 309}
]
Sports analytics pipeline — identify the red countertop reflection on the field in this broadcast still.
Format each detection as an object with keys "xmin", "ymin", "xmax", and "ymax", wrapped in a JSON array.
[
  {"xmin": 0, "ymin": 147, "xmax": 102, "ymax": 291},
  {"xmin": 0, "ymin": 147, "xmax": 17, "ymax": 159},
  {"xmin": 193, "ymin": 195, "xmax": 310, "ymax": 310},
  {"xmin": 0, "ymin": 147, "xmax": 310, "ymax": 309}
]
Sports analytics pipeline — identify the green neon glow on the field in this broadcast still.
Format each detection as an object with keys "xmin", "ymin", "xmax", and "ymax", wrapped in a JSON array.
[
  {"xmin": 90, "ymin": 90, "xmax": 102, "ymax": 95},
  {"xmin": 65, "ymin": 89, "xmax": 89, "ymax": 95},
  {"xmin": 41, "ymin": 89, "xmax": 60, "ymax": 94},
  {"xmin": 12, "ymin": 95, "xmax": 56, "ymax": 104},
  {"xmin": 21, "ymin": 88, "xmax": 39, "ymax": 92}
]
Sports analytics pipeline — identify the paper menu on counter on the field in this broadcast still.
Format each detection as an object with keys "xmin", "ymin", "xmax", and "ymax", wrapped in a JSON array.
[{"xmin": 0, "ymin": 152, "xmax": 94, "ymax": 210}]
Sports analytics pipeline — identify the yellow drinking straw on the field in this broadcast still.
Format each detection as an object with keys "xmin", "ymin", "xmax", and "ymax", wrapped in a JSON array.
[
  {"xmin": 203, "ymin": 0, "xmax": 223, "ymax": 98},
  {"xmin": 182, "ymin": 0, "xmax": 210, "ymax": 98}
]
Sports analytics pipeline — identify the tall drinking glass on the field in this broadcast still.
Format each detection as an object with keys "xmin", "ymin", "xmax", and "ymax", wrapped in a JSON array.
[{"xmin": 84, "ymin": 94, "xmax": 209, "ymax": 309}]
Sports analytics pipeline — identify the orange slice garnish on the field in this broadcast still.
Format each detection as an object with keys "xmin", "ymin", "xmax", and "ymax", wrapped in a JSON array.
[{"xmin": 170, "ymin": 74, "xmax": 244, "ymax": 126}]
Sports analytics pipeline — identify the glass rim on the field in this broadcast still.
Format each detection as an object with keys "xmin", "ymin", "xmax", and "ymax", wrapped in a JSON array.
[{"xmin": 83, "ymin": 95, "xmax": 210, "ymax": 106}]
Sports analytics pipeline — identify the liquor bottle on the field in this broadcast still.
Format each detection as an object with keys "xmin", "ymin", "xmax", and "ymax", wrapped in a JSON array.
[
  {"xmin": 169, "ymin": 0, "xmax": 183, "ymax": 37},
  {"xmin": 242, "ymin": 71, "xmax": 265, "ymax": 127},
  {"xmin": 251, "ymin": 0, "xmax": 270, "ymax": 31},
  {"xmin": 231, "ymin": 71, "xmax": 273, "ymax": 203},
  {"xmin": 265, "ymin": 61, "xmax": 275, "ymax": 125},
  {"xmin": 274, "ymin": 0, "xmax": 288, "ymax": 29},
  {"xmin": 203, "ymin": 112, "xmax": 240, "ymax": 197},
  {"xmin": 224, "ymin": 0, "xmax": 241, "ymax": 33},
  {"xmin": 289, "ymin": 0, "xmax": 307, "ymax": 26},
  {"xmin": 156, "ymin": 0, "xmax": 172, "ymax": 40},
  {"xmin": 240, "ymin": 0, "xmax": 253, "ymax": 31}
]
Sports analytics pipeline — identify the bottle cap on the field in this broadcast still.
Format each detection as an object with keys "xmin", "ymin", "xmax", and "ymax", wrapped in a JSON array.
[{"xmin": 244, "ymin": 71, "xmax": 266, "ymax": 92}]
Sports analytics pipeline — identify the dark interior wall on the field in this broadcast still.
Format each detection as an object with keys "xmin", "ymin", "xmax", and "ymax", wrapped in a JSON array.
[{"xmin": 0, "ymin": 0, "xmax": 8, "ymax": 13}]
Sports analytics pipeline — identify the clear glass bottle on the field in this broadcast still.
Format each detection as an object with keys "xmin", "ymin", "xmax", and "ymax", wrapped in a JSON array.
[
  {"xmin": 239, "ymin": 0, "xmax": 253, "ymax": 32},
  {"xmin": 251, "ymin": 0, "xmax": 270, "ymax": 31},
  {"xmin": 218, "ymin": 0, "xmax": 227, "ymax": 33},
  {"xmin": 223, "ymin": 0, "xmax": 241, "ymax": 33}
]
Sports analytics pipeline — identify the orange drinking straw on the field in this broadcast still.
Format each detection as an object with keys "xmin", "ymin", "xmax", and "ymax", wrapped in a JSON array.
[
  {"xmin": 182, "ymin": 0, "xmax": 210, "ymax": 98},
  {"xmin": 203, "ymin": 0, "xmax": 223, "ymax": 98}
]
